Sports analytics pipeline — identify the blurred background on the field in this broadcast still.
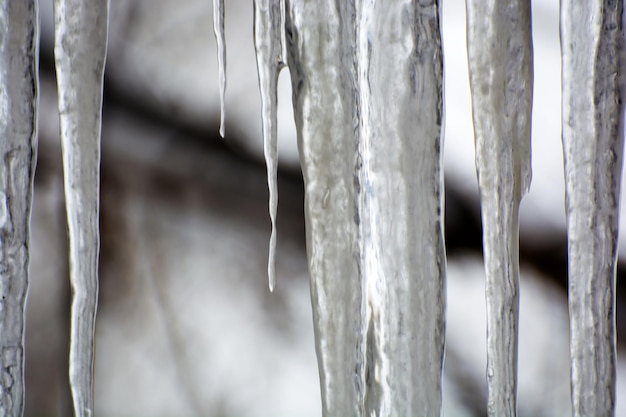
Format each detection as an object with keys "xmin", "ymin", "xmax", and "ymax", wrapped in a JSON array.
[{"xmin": 25, "ymin": 0, "xmax": 626, "ymax": 416}]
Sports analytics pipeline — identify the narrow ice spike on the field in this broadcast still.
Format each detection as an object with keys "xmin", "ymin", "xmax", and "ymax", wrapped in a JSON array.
[
  {"xmin": 213, "ymin": 0, "xmax": 226, "ymax": 137},
  {"xmin": 254, "ymin": 0, "xmax": 284, "ymax": 292},
  {"xmin": 465, "ymin": 2, "xmax": 533, "ymax": 417},
  {"xmin": 279, "ymin": 0, "xmax": 287, "ymax": 66},
  {"xmin": 284, "ymin": 0, "xmax": 445, "ymax": 415},
  {"xmin": 53, "ymin": 1, "xmax": 109, "ymax": 416},
  {"xmin": 0, "ymin": 1, "xmax": 38, "ymax": 416},
  {"xmin": 560, "ymin": 2, "xmax": 625, "ymax": 416}
]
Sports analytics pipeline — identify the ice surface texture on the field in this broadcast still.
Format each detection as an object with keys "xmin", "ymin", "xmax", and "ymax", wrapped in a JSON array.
[
  {"xmin": 466, "ymin": 2, "xmax": 533, "ymax": 417},
  {"xmin": 0, "ymin": 1, "xmax": 622, "ymax": 416},
  {"xmin": 273, "ymin": 1, "xmax": 446, "ymax": 415},
  {"xmin": 253, "ymin": 0, "xmax": 286, "ymax": 292},
  {"xmin": 0, "ymin": 1, "xmax": 38, "ymax": 415},
  {"xmin": 53, "ymin": 1, "xmax": 109, "ymax": 416},
  {"xmin": 561, "ymin": 2, "xmax": 625, "ymax": 416},
  {"xmin": 213, "ymin": 0, "xmax": 226, "ymax": 137}
]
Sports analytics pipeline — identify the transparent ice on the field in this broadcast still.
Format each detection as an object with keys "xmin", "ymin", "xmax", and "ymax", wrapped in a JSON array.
[
  {"xmin": 0, "ymin": 1, "xmax": 38, "ymax": 416},
  {"xmin": 0, "ymin": 1, "xmax": 623, "ymax": 416},
  {"xmin": 258, "ymin": 1, "xmax": 447, "ymax": 415},
  {"xmin": 253, "ymin": 0, "xmax": 286, "ymax": 292},
  {"xmin": 561, "ymin": 2, "xmax": 625, "ymax": 416},
  {"xmin": 465, "ymin": 2, "xmax": 533, "ymax": 416},
  {"xmin": 53, "ymin": 0, "xmax": 109, "ymax": 416},
  {"xmin": 212, "ymin": 0, "xmax": 226, "ymax": 138}
]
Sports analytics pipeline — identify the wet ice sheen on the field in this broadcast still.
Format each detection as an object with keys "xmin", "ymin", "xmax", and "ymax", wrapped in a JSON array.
[
  {"xmin": 254, "ymin": 1, "xmax": 446, "ymax": 415},
  {"xmin": 253, "ymin": 0, "xmax": 286, "ymax": 292},
  {"xmin": 213, "ymin": 0, "xmax": 226, "ymax": 138},
  {"xmin": 53, "ymin": 1, "xmax": 109, "ymax": 416},
  {"xmin": 465, "ymin": 2, "xmax": 533, "ymax": 417},
  {"xmin": 561, "ymin": 2, "xmax": 625, "ymax": 416},
  {"xmin": 0, "ymin": 2, "xmax": 38, "ymax": 416},
  {"xmin": 0, "ymin": 1, "xmax": 621, "ymax": 416}
]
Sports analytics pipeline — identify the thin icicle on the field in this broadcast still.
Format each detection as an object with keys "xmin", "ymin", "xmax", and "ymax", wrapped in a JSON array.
[
  {"xmin": 0, "ymin": 2, "xmax": 38, "ymax": 416},
  {"xmin": 283, "ymin": 0, "xmax": 445, "ymax": 415},
  {"xmin": 465, "ymin": 2, "xmax": 533, "ymax": 417},
  {"xmin": 53, "ymin": 1, "xmax": 109, "ymax": 416},
  {"xmin": 279, "ymin": 0, "xmax": 287, "ymax": 65},
  {"xmin": 253, "ymin": 0, "xmax": 284, "ymax": 292},
  {"xmin": 560, "ymin": 2, "xmax": 625, "ymax": 416},
  {"xmin": 212, "ymin": 0, "xmax": 226, "ymax": 137}
]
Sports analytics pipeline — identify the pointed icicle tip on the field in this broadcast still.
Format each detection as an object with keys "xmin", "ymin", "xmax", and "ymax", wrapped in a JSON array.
[
  {"xmin": 268, "ymin": 206, "xmax": 277, "ymax": 292},
  {"xmin": 267, "ymin": 185, "xmax": 278, "ymax": 292},
  {"xmin": 268, "ymin": 261, "xmax": 276, "ymax": 292},
  {"xmin": 213, "ymin": 0, "xmax": 226, "ymax": 138},
  {"xmin": 254, "ymin": 0, "xmax": 282, "ymax": 293}
]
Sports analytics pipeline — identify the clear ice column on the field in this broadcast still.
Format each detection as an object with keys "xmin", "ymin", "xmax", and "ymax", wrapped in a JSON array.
[
  {"xmin": 284, "ymin": 0, "xmax": 445, "ymax": 415},
  {"xmin": 284, "ymin": 2, "xmax": 365, "ymax": 415},
  {"xmin": 355, "ymin": 1, "xmax": 446, "ymax": 415},
  {"xmin": 0, "ymin": 2, "xmax": 38, "ymax": 416},
  {"xmin": 53, "ymin": 1, "xmax": 109, "ymax": 416},
  {"xmin": 561, "ymin": 2, "xmax": 625, "ymax": 416},
  {"xmin": 465, "ymin": 2, "xmax": 533, "ymax": 417}
]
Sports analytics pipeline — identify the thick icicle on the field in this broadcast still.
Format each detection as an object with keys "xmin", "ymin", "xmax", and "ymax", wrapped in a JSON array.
[
  {"xmin": 465, "ymin": 2, "xmax": 533, "ymax": 417},
  {"xmin": 284, "ymin": 0, "xmax": 445, "ymax": 415},
  {"xmin": 0, "ymin": 2, "xmax": 38, "ymax": 416},
  {"xmin": 53, "ymin": 1, "xmax": 109, "ymax": 416},
  {"xmin": 560, "ymin": 2, "xmax": 625, "ymax": 416},
  {"xmin": 253, "ymin": 0, "xmax": 285, "ymax": 292},
  {"xmin": 212, "ymin": 0, "xmax": 226, "ymax": 137},
  {"xmin": 355, "ymin": 1, "xmax": 446, "ymax": 414},
  {"xmin": 284, "ymin": 2, "xmax": 364, "ymax": 414}
]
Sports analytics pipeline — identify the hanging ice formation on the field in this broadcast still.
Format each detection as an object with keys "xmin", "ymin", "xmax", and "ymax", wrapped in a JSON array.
[
  {"xmin": 53, "ymin": 0, "xmax": 109, "ymax": 416},
  {"xmin": 0, "ymin": 1, "xmax": 38, "ymax": 416},
  {"xmin": 256, "ymin": 0, "xmax": 446, "ymax": 414},
  {"xmin": 0, "ymin": 1, "xmax": 623, "ymax": 416},
  {"xmin": 212, "ymin": 0, "xmax": 226, "ymax": 138},
  {"xmin": 465, "ymin": 2, "xmax": 533, "ymax": 417},
  {"xmin": 253, "ymin": 0, "xmax": 286, "ymax": 292},
  {"xmin": 561, "ymin": 2, "xmax": 625, "ymax": 416}
]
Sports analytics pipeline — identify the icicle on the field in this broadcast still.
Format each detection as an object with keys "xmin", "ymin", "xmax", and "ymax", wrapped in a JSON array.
[
  {"xmin": 465, "ymin": 2, "xmax": 533, "ymax": 417},
  {"xmin": 0, "ymin": 2, "xmax": 38, "ymax": 416},
  {"xmin": 212, "ymin": 0, "xmax": 226, "ymax": 138},
  {"xmin": 253, "ymin": 0, "xmax": 285, "ymax": 292},
  {"xmin": 53, "ymin": 1, "xmax": 109, "ymax": 416},
  {"xmin": 355, "ymin": 1, "xmax": 446, "ymax": 414},
  {"xmin": 283, "ymin": 0, "xmax": 445, "ymax": 415},
  {"xmin": 560, "ymin": 2, "xmax": 625, "ymax": 416},
  {"xmin": 284, "ymin": 2, "xmax": 363, "ymax": 413}
]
